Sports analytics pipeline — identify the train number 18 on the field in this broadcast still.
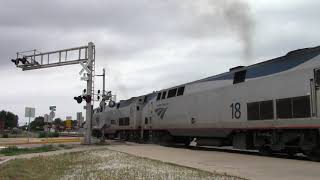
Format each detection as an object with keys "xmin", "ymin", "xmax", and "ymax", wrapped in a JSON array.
[{"xmin": 230, "ymin": 103, "xmax": 241, "ymax": 119}]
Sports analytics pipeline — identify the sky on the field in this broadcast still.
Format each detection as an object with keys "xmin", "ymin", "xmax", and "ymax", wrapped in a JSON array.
[{"xmin": 0, "ymin": 0, "xmax": 319, "ymax": 125}]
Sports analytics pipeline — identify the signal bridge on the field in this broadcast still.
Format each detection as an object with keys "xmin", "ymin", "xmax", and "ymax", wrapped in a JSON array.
[
  {"xmin": 11, "ymin": 42, "xmax": 96, "ymax": 145},
  {"xmin": 14, "ymin": 45, "xmax": 93, "ymax": 71}
]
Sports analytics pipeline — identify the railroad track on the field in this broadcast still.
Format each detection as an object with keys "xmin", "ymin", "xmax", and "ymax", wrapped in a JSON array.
[{"xmin": 168, "ymin": 144, "xmax": 310, "ymax": 161}]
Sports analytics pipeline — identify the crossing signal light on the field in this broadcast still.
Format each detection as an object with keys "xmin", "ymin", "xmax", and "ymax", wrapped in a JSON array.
[
  {"xmin": 11, "ymin": 57, "xmax": 29, "ymax": 66},
  {"xmin": 20, "ymin": 57, "xmax": 28, "ymax": 64},
  {"xmin": 74, "ymin": 95, "xmax": 91, "ymax": 103},
  {"xmin": 11, "ymin": 59, "xmax": 19, "ymax": 65},
  {"xmin": 81, "ymin": 95, "xmax": 91, "ymax": 103},
  {"xmin": 74, "ymin": 96, "xmax": 83, "ymax": 104}
]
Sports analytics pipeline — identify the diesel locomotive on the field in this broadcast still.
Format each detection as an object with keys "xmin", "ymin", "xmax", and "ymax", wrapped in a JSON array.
[{"xmin": 92, "ymin": 46, "xmax": 320, "ymax": 160}]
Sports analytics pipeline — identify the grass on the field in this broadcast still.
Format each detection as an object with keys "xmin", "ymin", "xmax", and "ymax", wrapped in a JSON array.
[
  {"xmin": 0, "ymin": 149, "xmax": 242, "ymax": 180},
  {"xmin": 0, "ymin": 145, "xmax": 57, "ymax": 156}
]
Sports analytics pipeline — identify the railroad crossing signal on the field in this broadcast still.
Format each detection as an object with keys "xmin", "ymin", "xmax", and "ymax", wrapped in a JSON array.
[
  {"xmin": 11, "ymin": 42, "xmax": 95, "ymax": 145},
  {"xmin": 79, "ymin": 62, "xmax": 91, "ymax": 75}
]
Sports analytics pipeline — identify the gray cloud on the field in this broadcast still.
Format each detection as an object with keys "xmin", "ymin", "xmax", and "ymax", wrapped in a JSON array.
[
  {"xmin": 0, "ymin": 0, "xmax": 319, "ymax": 125},
  {"xmin": 1, "ymin": 0, "xmax": 254, "ymax": 66}
]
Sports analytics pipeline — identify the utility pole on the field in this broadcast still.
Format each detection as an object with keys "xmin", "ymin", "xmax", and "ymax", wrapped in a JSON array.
[
  {"xmin": 96, "ymin": 68, "xmax": 106, "ymax": 95},
  {"xmin": 28, "ymin": 116, "xmax": 31, "ymax": 143},
  {"xmin": 103, "ymin": 68, "xmax": 106, "ymax": 96},
  {"xmin": 96, "ymin": 68, "xmax": 106, "ymax": 142}
]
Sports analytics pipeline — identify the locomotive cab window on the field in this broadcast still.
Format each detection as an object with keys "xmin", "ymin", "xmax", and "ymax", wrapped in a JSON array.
[
  {"xmin": 167, "ymin": 88, "xmax": 177, "ymax": 98},
  {"xmin": 177, "ymin": 86, "xmax": 185, "ymax": 96},
  {"xmin": 233, "ymin": 70, "xmax": 247, "ymax": 84}
]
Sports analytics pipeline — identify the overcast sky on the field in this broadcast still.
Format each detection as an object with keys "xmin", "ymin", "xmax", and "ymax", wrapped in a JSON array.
[{"xmin": 0, "ymin": 0, "xmax": 319, "ymax": 125}]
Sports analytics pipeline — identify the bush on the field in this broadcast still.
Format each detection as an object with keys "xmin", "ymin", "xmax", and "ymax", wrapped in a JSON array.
[
  {"xmin": 38, "ymin": 132, "xmax": 46, "ymax": 138},
  {"xmin": 0, "ymin": 145, "xmax": 57, "ymax": 156},
  {"xmin": 52, "ymin": 132, "xmax": 59, "ymax": 137},
  {"xmin": 38, "ymin": 132, "xmax": 59, "ymax": 138},
  {"xmin": 11, "ymin": 127, "xmax": 21, "ymax": 134},
  {"xmin": 2, "ymin": 133, "xmax": 8, "ymax": 138}
]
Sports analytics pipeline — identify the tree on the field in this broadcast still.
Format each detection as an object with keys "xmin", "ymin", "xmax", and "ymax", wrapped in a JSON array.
[
  {"xmin": 29, "ymin": 116, "xmax": 45, "ymax": 131},
  {"xmin": 53, "ymin": 118, "xmax": 64, "ymax": 131},
  {"xmin": 53, "ymin": 118, "xmax": 64, "ymax": 126},
  {"xmin": 0, "ymin": 110, "xmax": 19, "ymax": 129}
]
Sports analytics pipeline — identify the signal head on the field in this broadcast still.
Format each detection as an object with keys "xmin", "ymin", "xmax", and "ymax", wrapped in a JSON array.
[
  {"xmin": 20, "ymin": 57, "xmax": 28, "ymax": 64},
  {"xmin": 74, "ymin": 96, "xmax": 83, "ymax": 104},
  {"xmin": 107, "ymin": 91, "xmax": 112, "ymax": 96},
  {"xmin": 11, "ymin": 59, "xmax": 19, "ymax": 65}
]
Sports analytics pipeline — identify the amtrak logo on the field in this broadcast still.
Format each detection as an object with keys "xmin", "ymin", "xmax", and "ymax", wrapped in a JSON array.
[{"xmin": 155, "ymin": 107, "xmax": 168, "ymax": 120}]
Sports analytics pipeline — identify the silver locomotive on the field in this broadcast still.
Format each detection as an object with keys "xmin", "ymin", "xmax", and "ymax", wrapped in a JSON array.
[{"xmin": 93, "ymin": 46, "xmax": 320, "ymax": 160}]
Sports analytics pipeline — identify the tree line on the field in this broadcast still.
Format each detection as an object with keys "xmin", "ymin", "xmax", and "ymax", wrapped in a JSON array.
[
  {"xmin": 28, "ymin": 116, "xmax": 79, "ymax": 131},
  {"xmin": 0, "ymin": 110, "xmax": 79, "ymax": 131}
]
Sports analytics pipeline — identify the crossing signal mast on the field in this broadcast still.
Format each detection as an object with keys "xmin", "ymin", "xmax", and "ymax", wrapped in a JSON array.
[{"xmin": 11, "ymin": 42, "xmax": 95, "ymax": 144}]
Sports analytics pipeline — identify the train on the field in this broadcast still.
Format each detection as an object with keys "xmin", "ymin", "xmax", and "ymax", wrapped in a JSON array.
[{"xmin": 92, "ymin": 46, "xmax": 320, "ymax": 161}]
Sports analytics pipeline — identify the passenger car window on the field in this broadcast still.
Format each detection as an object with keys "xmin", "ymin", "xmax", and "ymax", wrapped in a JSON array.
[
  {"xmin": 161, "ymin": 91, "xmax": 167, "ymax": 99},
  {"xmin": 156, "ymin": 93, "xmax": 161, "ymax": 101},
  {"xmin": 167, "ymin": 88, "xmax": 177, "ymax": 98},
  {"xmin": 177, "ymin": 86, "xmax": 185, "ymax": 96},
  {"xmin": 292, "ymin": 96, "xmax": 311, "ymax": 118},
  {"xmin": 277, "ymin": 98, "xmax": 293, "ymax": 119}
]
